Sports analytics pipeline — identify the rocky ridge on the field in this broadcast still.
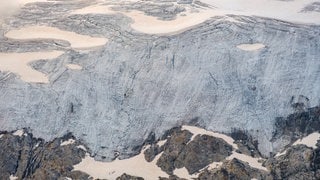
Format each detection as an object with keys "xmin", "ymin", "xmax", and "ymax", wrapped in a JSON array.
[{"xmin": 1, "ymin": 106, "xmax": 320, "ymax": 179}]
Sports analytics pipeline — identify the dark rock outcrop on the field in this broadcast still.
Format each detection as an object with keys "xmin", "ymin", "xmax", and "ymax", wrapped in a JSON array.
[
  {"xmin": 0, "ymin": 130, "xmax": 89, "ymax": 180},
  {"xmin": 272, "ymin": 106, "xmax": 320, "ymax": 144},
  {"xmin": 156, "ymin": 128, "xmax": 193, "ymax": 174},
  {"xmin": 266, "ymin": 145, "xmax": 319, "ymax": 180},
  {"xmin": 116, "ymin": 173, "xmax": 144, "ymax": 180},
  {"xmin": 173, "ymin": 134, "xmax": 233, "ymax": 174},
  {"xmin": 230, "ymin": 128, "xmax": 261, "ymax": 158},
  {"xmin": 198, "ymin": 158, "xmax": 268, "ymax": 180},
  {"xmin": 148, "ymin": 127, "xmax": 233, "ymax": 175}
]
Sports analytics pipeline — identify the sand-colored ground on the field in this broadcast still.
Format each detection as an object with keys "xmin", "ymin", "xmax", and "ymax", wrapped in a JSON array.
[
  {"xmin": 5, "ymin": 26, "xmax": 108, "ymax": 49},
  {"xmin": 237, "ymin": 43, "xmax": 265, "ymax": 51},
  {"xmin": 0, "ymin": 51, "xmax": 64, "ymax": 83},
  {"xmin": 66, "ymin": 64, "xmax": 83, "ymax": 70},
  {"xmin": 293, "ymin": 132, "xmax": 320, "ymax": 149},
  {"xmin": 73, "ymin": 146, "xmax": 168, "ymax": 179}
]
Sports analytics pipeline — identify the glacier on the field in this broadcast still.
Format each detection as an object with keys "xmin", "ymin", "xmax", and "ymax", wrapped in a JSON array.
[{"xmin": 0, "ymin": 0, "xmax": 319, "ymax": 160}]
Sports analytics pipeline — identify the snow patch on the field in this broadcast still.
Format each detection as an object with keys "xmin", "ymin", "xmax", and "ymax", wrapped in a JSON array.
[
  {"xmin": 207, "ymin": 161, "xmax": 223, "ymax": 170},
  {"xmin": 34, "ymin": 142, "xmax": 40, "ymax": 148},
  {"xmin": 66, "ymin": 64, "xmax": 83, "ymax": 70},
  {"xmin": 293, "ymin": 132, "xmax": 320, "ymax": 149},
  {"xmin": 182, "ymin": 125, "xmax": 238, "ymax": 149},
  {"xmin": 275, "ymin": 150, "xmax": 287, "ymax": 157},
  {"xmin": 200, "ymin": 0, "xmax": 320, "ymax": 24},
  {"xmin": 73, "ymin": 146, "xmax": 169, "ymax": 179},
  {"xmin": 61, "ymin": 139, "xmax": 76, "ymax": 146},
  {"xmin": 71, "ymin": 5, "xmax": 226, "ymax": 35},
  {"xmin": 5, "ymin": 26, "xmax": 108, "ymax": 49},
  {"xmin": 9, "ymin": 175, "xmax": 18, "ymax": 180},
  {"xmin": 0, "ymin": 51, "xmax": 64, "ymax": 83},
  {"xmin": 227, "ymin": 152, "xmax": 268, "ymax": 171},
  {"xmin": 237, "ymin": 43, "xmax": 265, "ymax": 51},
  {"xmin": 157, "ymin": 139, "xmax": 167, "ymax": 147},
  {"xmin": 13, "ymin": 129, "xmax": 25, "ymax": 137},
  {"xmin": 77, "ymin": 145, "xmax": 87, "ymax": 151},
  {"xmin": 174, "ymin": 167, "xmax": 197, "ymax": 179}
]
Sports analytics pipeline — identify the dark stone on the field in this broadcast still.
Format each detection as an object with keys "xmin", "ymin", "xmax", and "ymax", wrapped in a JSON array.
[
  {"xmin": 116, "ymin": 173, "xmax": 144, "ymax": 180},
  {"xmin": 0, "ymin": 130, "xmax": 88, "ymax": 180},
  {"xmin": 266, "ymin": 145, "xmax": 315, "ymax": 179},
  {"xmin": 175, "ymin": 134, "xmax": 233, "ymax": 174},
  {"xmin": 230, "ymin": 128, "xmax": 261, "ymax": 158},
  {"xmin": 156, "ymin": 127, "xmax": 233, "ymax": 175},
  {"xmin": 272, "ymin": 106, "xmax": 320, "ymax": 143},
  {"xmin": 157, "ymin": 128, "xmax": 193, "ymax": 174},
  {"xmin": 144, "ymin": 144, "xmax": 162, "ymax": 162},
  {"xmin": 198, "ymin": 158, "xmax": 268, "ymax": 180}
]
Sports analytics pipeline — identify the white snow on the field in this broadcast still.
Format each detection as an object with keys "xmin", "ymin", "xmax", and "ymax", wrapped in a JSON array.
[
  {"xmin": 34, "ymin": 142, "xmax": 40, "ymax": 148},
  {"xmin": 73, "ymin": 146, "xmax": 169, "ymax": 179},
  {"xmin": 237, "ymin": 43, "xmax": 265, "ymax": 51},
  {"xmin": 227, "ymin": 152, "xmax": 268, "ymax": 171},
  {"xmin": 70, "ymin": 0, "xmax": 320, "ymax": 35},
  {"xmin": 66, "ymin": 64, "xmax": 83, "ymax": 70},
  {"xmin": 71, "ymin": 5, "xmax": 226, "ymax": 35},
  {"xmin": 61, "ymin": 139, "xmax": 76, "ymax": 146},
  {"xmin": 5, "ymin": 26, "xmax": 108, "ymax": 49},
  {"xmin": 200, "ymin": 0, "xmax": 320, "ymax": 25},
  {"xmin": 173, "ymin": 167, "xmax": 197, "ymax": 179},
  {"xmin": 77, "ymin": 145, "xmax": 87, "ymax": 151},
  {"xmin": 182, "ymin": 125, "xmax": 238, "ymax": 149},
  {"xmin": 207, "ymin": 162, "xmax": 223, "ymax": 170},
  {"xmin": 275, "ymin": 150, "xmax": 287, "ymax": 157},
  {"xmin": 13, "ymin": 129, "xmax": 24, "ymax": 137},
  {"xmin": 0, "ymin": 0, "xmax": 48, "ymax": 18},
  {"xmin": 0, "ymin": 51, "xmax": 64, "ymax": 83},
  {"xmin": 9, "ymin": 175, "xmax": 18, "ymax": 180},
  {"xmin": 293, "ymin": 132, "xmax": 320, "ymax": 149},
  {"xmin": 157, "ymin": 139, "xmax": 167, "ymax": 147},
  {"xmin": 19, "ymin": 0, "xmax": 49, "ymax": 6},
  {"xmin": 0, "ymin": 134, "xmax": 3, "ymax": 139}
]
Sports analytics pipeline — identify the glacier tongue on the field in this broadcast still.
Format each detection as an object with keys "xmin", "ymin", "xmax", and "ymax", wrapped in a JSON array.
[{"xmin": 0, "ymin": 0, "xmax": 319, "ymax": 160}]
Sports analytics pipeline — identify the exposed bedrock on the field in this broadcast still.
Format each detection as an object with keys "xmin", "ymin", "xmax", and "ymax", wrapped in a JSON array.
[
  {"xmin": 0, "ymin": 3, "xmax": 320, "ymax": 160},
  {"xmin": 1, "ymin": 119, "xmax": 320, "ymax": 180}
]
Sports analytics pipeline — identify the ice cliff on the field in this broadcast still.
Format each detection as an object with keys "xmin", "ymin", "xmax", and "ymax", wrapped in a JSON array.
[{"xmin": 0, "ymin": 0, "xmax": 319, "ymax": 160}]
